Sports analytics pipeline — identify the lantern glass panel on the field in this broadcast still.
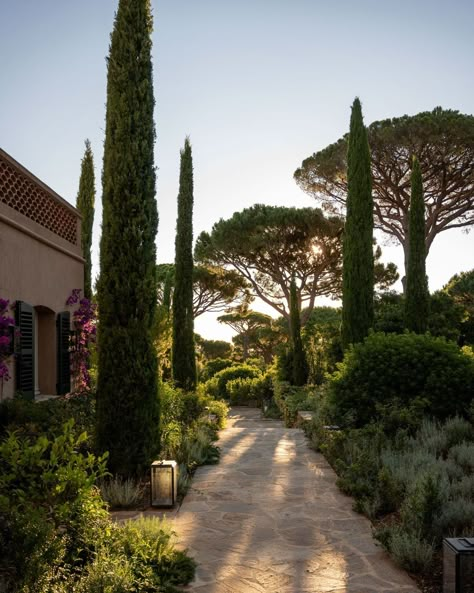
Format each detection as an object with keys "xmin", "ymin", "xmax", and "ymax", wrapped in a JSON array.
[
  {"xmin": 151, "ymin": 460, "xmax": 177, "ymax": 507},
  {"xmin": 459, "ymin": 554, "xmax": 474, "ymax": 593}
]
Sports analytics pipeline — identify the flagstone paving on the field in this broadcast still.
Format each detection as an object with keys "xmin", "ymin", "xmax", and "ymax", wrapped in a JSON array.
[{"xmin": 174, "ymin": 407, "xmax": 420, "ymax": 593}]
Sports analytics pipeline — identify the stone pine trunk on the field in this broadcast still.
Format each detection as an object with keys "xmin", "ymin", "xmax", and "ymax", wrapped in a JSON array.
[
  {"xmin": 172, "ymin": 138, "xmax": 197, "ymax": 391},
  {"xmin": 76, "ymin": 139, "xmax": 95, "ymax": 299},
  {"xmin": 97, "ymin": 0, "xmax": 159, "ymax": 476},
  {"xmin": 341, "ymin": 98, "xmax": 374, "ymax": 349},
  {"xmin": 405, "ymin": 156, "xmax": 429, "ymax": 332}
]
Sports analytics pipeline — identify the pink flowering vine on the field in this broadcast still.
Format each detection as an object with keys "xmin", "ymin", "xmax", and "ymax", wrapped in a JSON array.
[
  {"xmin": 66, "ymin": 289, "xmax": 97, "ymax": 392},
  {"xmin": 0, "ymin": 299, "xmax": 15, "ymax": 401}
]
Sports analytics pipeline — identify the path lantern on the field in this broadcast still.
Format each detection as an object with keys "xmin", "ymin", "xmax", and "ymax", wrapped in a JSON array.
[
  {"xmin": 150, "ymin": 460, "xmax": 178, "ymax": 507},
  {"xmin": 443, "ymin": 537, "xmax": 474, "ymax": 593}
]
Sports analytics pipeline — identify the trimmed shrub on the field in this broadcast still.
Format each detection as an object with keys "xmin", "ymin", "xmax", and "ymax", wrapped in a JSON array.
[
  {"xmin": 226, "ymin": 373, "xmax": 273, "ymax": 406},
  {"xmin": 200, "ymin": 357, "xmax": 234, "ymax": 382},
  {"xmin": 210, "ymin": 364, "xmax": 262, "ymax": 399},
  {"xmin": 328, "ymin": 332, "xmax": 474, "ymax": 428}
]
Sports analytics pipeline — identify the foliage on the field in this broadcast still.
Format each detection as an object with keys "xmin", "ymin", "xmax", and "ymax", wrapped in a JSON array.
[
  {"xmin": 199, "ymin": 357, "xmax": 234, "ymax": 382},
  {"xmin": 302, "ymin": 306, "xmax": 342, "ymax": 384},
  {"xmin": 99, "ymin": 475, "xmax": 144, "ymax": 509},
  {"xmin": 295, "ymin": 107, "xmax": 474, "ymax": 277},
  {"xmin": 97, "ymin": 0, "xmax": 159, "ymax": 476},
  {"xmin": 307, "ymin": 410, "xmax": 474, "ymax": 582},
  {"xmin": 0, "ymin": 391, "xmax": 96, "ymax": 441},
  {"xmin": 0, "ymin": 422, "xmax": 109, "ymax": 591},
  {"xmin": 443, "ymin": 269, "xmax": 474, "ymax": 345},
  {"xmin": 374, "ymin": 289, "xmax": 468, "ymax": 344},
  {"xmin": 231, "ymin": 318, "xmax": 286, "ymax": 364},
  {"xmin": 206, "ymin": 364, "xmax": 262, "ymax": 399},
  {"xmin": 196, "ymin": 204, "xmax": 344, "ymax": 322},
  {"xmin": 172, "ymin": 138, "xmax": 197, "ymax": 391},
  {"xmin": 196, "ymin": 337, "xmax": 233, "ymax": 361},
  {"xmin": 113, "ymin": 517, "xmax": 196, "ymax": 592},
  {"xmin": 405, "ymin": 156, "xmax": 429, "ymax": 332},
  {"xmin": 157, "ymin": 263, "xmax": 251, "ymax": 318},
  {"xmin": 66, "ymin": 289, "xmax": 97, "ymax": 392},
  {"xmin": 341, "ymin": 98, "xmax": 374, "ymax": 349},
  {"xmin": 272, "ymin": 379, "xmax": 317, "ymax": 427},
  {"xmin": 0, "ymin": 298, "xmax": 15, "ymax": 401},
  {"xmin": 218, "ymin": 307, "xmax": 274, "ymax": 360},
  {"xmin": 384, "ymin": 527, "xmax": 435, "ymax": 573},
  {"xmin": 76, "ymin": 139, "xmax": 96, "ymax": 299},
  {"xmin": 226, "ymin": 373, "xmax": 273, "ymax": 406},
  {"xmin": 328, "ymin": 332, "xmax": 474, "ymax": 428},
  {"xmin": 289, "ymin": 277, "xmax": 308, "ymax": 385}
]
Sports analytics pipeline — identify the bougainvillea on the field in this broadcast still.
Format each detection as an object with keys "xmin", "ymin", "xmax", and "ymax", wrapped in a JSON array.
[
  {"xmin": 66, "ymin": 289, "xmax": 97, "ymax": 392},
  {"xmin": 0, "ymin": 298, "xmax": 15, "ymax": 400}
]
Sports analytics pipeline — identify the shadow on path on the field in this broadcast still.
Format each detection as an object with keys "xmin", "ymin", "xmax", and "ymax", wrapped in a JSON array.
[{"xmin": 172, "ymin": 407, "xmax": 420, "ymax": 593}]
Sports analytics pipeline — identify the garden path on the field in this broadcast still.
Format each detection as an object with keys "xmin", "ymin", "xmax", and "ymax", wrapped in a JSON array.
[{"xmin": 173, "ymin": 407, "xmax": 420, "ymax": 593}]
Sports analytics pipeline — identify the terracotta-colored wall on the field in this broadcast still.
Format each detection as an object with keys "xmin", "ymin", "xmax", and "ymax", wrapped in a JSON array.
[{"xmin": 0, "ymin": 205, "xmax": 84, "ymax": 399}]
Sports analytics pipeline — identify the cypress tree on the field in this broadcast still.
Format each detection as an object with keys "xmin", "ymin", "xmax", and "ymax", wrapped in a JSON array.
[
  {"xmin": 341, "ymin": 98, "xmax": 374, "ymax": 349},
  {"xmin": 405, "ymin": 156, "xmax": 430, "ymax": 332},
  {"xmin": 172, "ymin": 138, "xmax": 197, "ymax": 390},
  {"xmin": 290, "ymin": 277, "xmax": 308, "ymax": 386},
  {"xmin": 97, "ymin": 0, "xmax": 159, "ymax": 476},
  {"xmin": 76, "ymin": 139, "xmax": 95, "ymax": 299}
]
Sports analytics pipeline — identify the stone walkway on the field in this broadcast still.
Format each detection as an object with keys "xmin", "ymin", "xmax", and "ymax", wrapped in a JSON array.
[{"xmin": 174, "ymin": 407, "xmax": 419, "ymax": 593}]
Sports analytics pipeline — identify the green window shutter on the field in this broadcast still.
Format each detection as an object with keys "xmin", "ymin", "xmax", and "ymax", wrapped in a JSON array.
[
  {"xmin": 15, "ymin": 301, "xmax": 35, "ymax": 400},
  {"xmin": 56, "ymin": 311, "xmax": 71, "ymax": 395}
]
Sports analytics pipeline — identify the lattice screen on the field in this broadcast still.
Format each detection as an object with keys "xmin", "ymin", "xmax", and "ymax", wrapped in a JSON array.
[{"xmin": 0, "ymin": 155, "xmax": 77, "ymax": 245}]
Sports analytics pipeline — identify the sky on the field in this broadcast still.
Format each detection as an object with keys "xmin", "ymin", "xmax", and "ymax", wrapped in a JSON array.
[{"xmin": 1, "ymin": 0, "xmax": 473, "ymax": 341}]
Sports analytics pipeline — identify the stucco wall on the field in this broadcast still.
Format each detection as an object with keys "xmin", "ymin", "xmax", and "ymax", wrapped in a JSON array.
[{"xmin": 0, "ymin": 205, "xmax": 84, "ymax": 399}]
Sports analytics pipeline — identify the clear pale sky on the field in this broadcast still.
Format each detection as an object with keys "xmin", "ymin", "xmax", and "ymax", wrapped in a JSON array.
[{"xmin": 1, "ymin": 0, "xmax": 473, "ymax": 341}]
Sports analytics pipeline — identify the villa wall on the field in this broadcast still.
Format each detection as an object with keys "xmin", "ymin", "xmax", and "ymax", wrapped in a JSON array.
[{"xmin": 0, "ymin": 148, "xmax": 84, "ymax": 399}]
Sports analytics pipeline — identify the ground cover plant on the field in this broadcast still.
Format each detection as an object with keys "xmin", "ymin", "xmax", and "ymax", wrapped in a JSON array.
[
  {"xmin": 0, "ymin": 422, "xmax": 196, "ymax": 592},
  {"xmin": 299, "ymin": 332, "xmax": 474, "ymax": 592}
]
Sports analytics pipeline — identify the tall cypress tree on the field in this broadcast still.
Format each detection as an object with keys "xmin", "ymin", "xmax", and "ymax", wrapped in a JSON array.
[
  {"xmin": 405, "ymin": 156, "xmax": 429, "ymax": 332},
  {"xmin": 290, "ymin": 277, "xmax": 308, "ymax": 386},
  {"xmin": 97, "ymin": 0, "xmax": 159, "ymax": 476},
  {"xmin": 172, "ymin": 138, "xmax": 197, "ymax": 391},
  {"xmin": 341, "ymin": 98, "xmax": 374, "ymax": 349},
  {"xmin": 76, "ymin": 139, "xmax": 95, "ymax": 299}
]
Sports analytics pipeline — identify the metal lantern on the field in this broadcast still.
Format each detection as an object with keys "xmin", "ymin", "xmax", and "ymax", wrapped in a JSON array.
[
  {"xmin": 150, "ymin": 460, "xmax": 178, "ymax": 508},
  {"xmin": 443, "ymin": 537, "xmax": 474, "ymax": 593}
]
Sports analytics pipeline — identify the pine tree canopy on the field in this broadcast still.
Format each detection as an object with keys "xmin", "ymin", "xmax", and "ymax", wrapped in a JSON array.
[{"xmin": 295, "ymin": 107, "xmax": 474, "ymax": 278}]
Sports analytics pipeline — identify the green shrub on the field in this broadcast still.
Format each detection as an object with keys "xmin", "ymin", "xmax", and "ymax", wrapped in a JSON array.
[
  {"xmin": 211, "ymin": 364, "xmax": 262, "ymax": 399},
  {"xmin": 328, "ymin": 332, "xmax": 474, "ymax": 428},
  {"xmin": 226, "ymin": 373, "xmax": 273, "ymax": 406},
  {"xmin": 272, "ymin": 379, "xmax": 317, "ymax": 427},
  {"xmin": 200, "ymin": 357, "xmax": 234, "ymax": 382},
  {"xmin": 0, "ymin": 421, "xmax": 109, "ymax": 591},
  {"xmin": 205, "ymin": 399, "xmax": 229, "ymax": 429},
  {"xmin": 0, "ymin": 423, "xmax": 197, "ymax": 593},
  {"xmin": 116, "ymin": 517, "xmax": 196, "ymax": 591},
  {"xmin": 0, "ymin": 391, "xmax": 96, "ymax": 440}
]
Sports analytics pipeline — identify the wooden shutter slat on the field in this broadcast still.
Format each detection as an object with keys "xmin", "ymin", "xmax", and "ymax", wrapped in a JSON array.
[{"xmin": 15, "ymin": 301, "xmax": 35, "ymax": 400}]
